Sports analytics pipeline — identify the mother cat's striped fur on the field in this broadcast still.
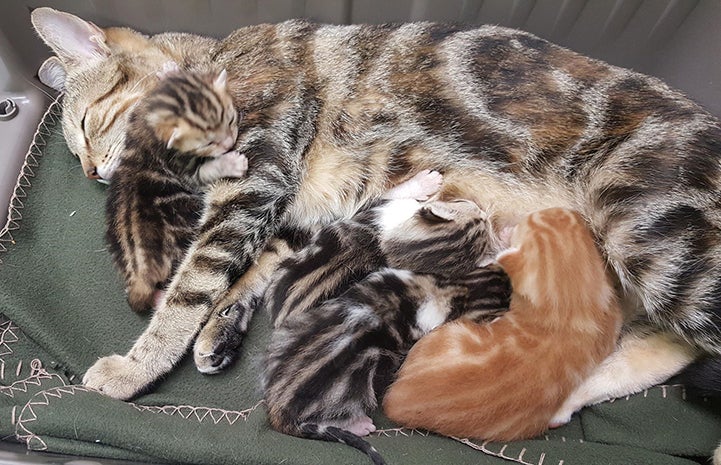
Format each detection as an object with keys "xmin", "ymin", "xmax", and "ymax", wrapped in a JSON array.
[{"xmin": 32, "ymin": 8, "xmax": 721, "ymax": 445}]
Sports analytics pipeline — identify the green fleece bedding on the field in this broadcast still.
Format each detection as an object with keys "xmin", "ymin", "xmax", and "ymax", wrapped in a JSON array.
[{"xmin": 0, "ymin": 99, "xmax": 719, "ymax": 465}]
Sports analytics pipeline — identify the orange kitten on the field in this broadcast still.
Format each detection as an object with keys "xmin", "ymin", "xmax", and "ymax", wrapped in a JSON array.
[{"xmin": 383, "ymin": 207, "xmax": 622, "ymax": 441}]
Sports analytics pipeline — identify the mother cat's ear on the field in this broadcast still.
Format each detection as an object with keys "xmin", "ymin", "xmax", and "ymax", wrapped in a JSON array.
[
  {"xmin": 31, "ymin": 7, "xmax": 110, "ymax": 67},
  {"xmin": 38, "ymin": 57, "xmax": 66, "ymax": 91},
  {"xmin": 213, "ymin": 69, "xmax": 229, "ymax": 92}
]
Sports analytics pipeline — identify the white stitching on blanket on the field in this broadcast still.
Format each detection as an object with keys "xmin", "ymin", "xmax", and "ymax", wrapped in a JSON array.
[
  {"xmin": 1, "ymin": 359, "xmax": 67, "ymax": 399},
  {"xmin": 0, "ymin": 97, "xmax": 62, "ymax": 264},
  {"xmin": 0, "ymin": 319, "xmax": 20, "ymax": 381},
  {"xmin": 131, "ymin": 399, "xmax": 263, "ymax": 425},
  {"xmin": 607, "ymin": 384, "xmax": 686, "ymax": 402},
  {"xmin": 373, "ymin": 427, "xmax": 430, "ymax": 438},
  {"xmin": 451, "ymin": 437, "xmax": 560, "ymax": 465},
  {"xmin": 16, "ymin": 385, "xmax": 264, "ymax": 450}
]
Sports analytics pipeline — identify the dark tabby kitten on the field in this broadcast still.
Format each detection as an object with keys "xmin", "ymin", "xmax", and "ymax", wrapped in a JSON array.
[
  {"xmin": 106, "ymin": 69, "xmax": 245, "ymax": 312},
  {"xmin": 258, "ymin": 178, "xmax": 510, "ymax": 464}
]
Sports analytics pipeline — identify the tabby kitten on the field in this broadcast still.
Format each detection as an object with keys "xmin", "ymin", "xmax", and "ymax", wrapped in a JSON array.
[
  {"xmin": 106, "ymin": 69, "xmax": 245, "ymax": 312},
  {"xmin": 383, "ymin": 208, "xmax": 622, "ymax": 441},
  {"xmin": 194, "ymin": 169, "xmax": 448, "ymax": 370},
  {"xmin": 32, "ymin": 9, "xmax": 721, "ymax": 406},
  {"xmin": 262, "ymin": 187, "xmax": 510, "ymax": 464}
]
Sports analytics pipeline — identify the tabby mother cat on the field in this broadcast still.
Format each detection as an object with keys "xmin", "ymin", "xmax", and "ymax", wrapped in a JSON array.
[{"xmin": 32, "ymin": 7, "xmax": 720, "ymax": 431}]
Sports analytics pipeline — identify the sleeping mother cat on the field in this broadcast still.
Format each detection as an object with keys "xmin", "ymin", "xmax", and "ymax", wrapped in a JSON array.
[{"xmin": 31, "ymin": 6, "xmax": 721, "ymax": 444}]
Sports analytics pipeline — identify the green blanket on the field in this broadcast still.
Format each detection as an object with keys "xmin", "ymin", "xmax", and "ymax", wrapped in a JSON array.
[{"xmin": 0, "ymin": 99, "xmax": 719, "ymax": 465}]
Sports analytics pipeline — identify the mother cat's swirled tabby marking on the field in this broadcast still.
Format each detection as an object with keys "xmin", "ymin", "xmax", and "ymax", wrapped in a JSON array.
[{"xmin": 32, "ymin": 9, "xmax": 721, "ymax": 440}]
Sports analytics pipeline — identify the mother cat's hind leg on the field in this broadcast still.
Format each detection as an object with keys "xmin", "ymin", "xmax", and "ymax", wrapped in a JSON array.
[
  {"xmin": 549, "ymin": 326, "xmax": 698, "ymax": 426},
  {"xmin": 193, "ymin": 238, "xmax": 297, "ymax": 373}
]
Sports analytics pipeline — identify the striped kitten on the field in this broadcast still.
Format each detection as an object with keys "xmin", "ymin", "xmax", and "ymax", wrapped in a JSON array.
[
  {"xmin": 383, "ymin": 208, "xmax": 622, "ymax": 442},
  {"xmin": 262, "ymin": 191, "xmax": 510, "ymax": 464},
  {"xmin": 106, "ymin": 69, "xmax": 246, "ymax": 312},
  {"xmin": 195, "ymin": 169, "xmax": 455, "ymax": 370},
  {"xmin": 32, "ymin": 9, "xmax": 721, "ymax": 411}
]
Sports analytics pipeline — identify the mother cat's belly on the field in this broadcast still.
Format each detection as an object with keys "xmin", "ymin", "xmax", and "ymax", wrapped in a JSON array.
[{"xmin": 283, "ymin": 141, "xmax": 575, "ymax": 231}]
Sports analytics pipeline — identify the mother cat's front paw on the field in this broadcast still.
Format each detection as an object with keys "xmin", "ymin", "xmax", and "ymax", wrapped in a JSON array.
[
  {"xmin": 193, "ymin": 303, "xmax": 245, "ymax": 374},
  {"xmin": 83, "ymin": 354, "xmax": 149, "ymax": 400}
]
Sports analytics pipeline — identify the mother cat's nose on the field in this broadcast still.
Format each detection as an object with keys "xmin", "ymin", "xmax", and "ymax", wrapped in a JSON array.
[{"xmin": 85, "ymin": 166, "xmax": 100, "ymax": 180}]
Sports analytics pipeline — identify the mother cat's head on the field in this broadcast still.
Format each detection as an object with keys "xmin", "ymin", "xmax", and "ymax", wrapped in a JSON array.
[{"xmin": 32, "ymin": 8, "xmax": 173, "ymax": 181}]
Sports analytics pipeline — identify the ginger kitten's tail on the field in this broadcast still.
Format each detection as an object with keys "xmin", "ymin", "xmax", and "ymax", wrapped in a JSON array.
[{"xmin": 299, "ymin": 423, "xmax": 387, "ymax": 465}]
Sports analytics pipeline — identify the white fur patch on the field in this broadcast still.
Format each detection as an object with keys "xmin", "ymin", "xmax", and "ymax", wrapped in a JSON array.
[
  {"xmin": 415, "ymin": 298, "xmax": 449, "ymax": 333},
  {"xmin": 376, "ymin": 198, "xmax": 421, "ymax": 233}
]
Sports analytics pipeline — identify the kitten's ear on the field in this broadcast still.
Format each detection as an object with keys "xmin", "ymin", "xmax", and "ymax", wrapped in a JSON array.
[
  {"xmin": 419, "ymin": 202, "xmax": 456, "ymax": 223},
  {"xmin": 213, "ymin": 69, "xmax": 228, "ymax": 91},
  {"xmin": 38, "ymin": 57, "xmax": 66, "ymax": 91},
  {"xmin": 31, "ymin": 8, "xmax": 110, "ymax": 67},
  {"xmin": 166, "ymin": 127, "xmax": 181, "ymax": 149}
]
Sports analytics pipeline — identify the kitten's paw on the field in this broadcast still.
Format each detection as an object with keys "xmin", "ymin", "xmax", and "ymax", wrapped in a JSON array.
[
  {"xmin": 408, "ymin": 169, "xmax": 443, "ymax": 200},
  {"xmin": 347, "ymin": 415, "xmax": 377, "ymax": 437},
  {"xmin": 219, "ymin": 151, "xmax": 248, "ymax": 179},
  {"xmin": 193, "ymin": 339, "xmax": 238, "ymax": 374},
  {"xmin": 152, "ymin": 289, "xmax": 166, "ymax": 310},
  {"xmin": 329, "ymin": 415, "xmax": 377, "ymax": 437},
  {"xmin": 83, "ymin": 355, "xmax": 148, "ymax": 400}
]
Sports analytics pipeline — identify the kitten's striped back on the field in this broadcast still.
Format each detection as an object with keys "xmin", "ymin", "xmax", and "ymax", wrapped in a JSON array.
[{"xmin": 106, "ymin": 70, "xmax": 241, "ymax": 312}]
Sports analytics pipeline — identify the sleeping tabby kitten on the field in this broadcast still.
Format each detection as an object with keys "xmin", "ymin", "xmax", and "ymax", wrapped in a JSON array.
[
  {"xmin": 260, "ymin": 174, "xmax": 509, "ymax": 464},
  {"xmin": 32, "ymin": 8, "xmax": 721, "ymax": 427},
  {"xmin": 383, "ymin": 208, "xmax": 622, "ymax": 441},
  {"xmin": 107, "ymin": 69, "xmax": 246, "ymax": 312}
]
